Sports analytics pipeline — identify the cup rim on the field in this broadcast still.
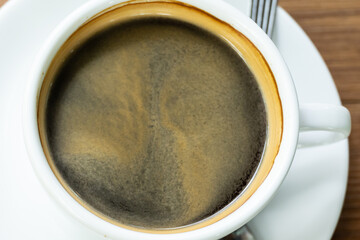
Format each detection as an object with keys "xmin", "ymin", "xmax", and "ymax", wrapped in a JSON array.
[{"xmin": 22, "ymin": 0, "xmax": 299, "ymax": 239}]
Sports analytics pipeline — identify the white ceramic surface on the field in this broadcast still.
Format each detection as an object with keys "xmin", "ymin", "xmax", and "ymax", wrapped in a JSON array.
[
  {"xmin": 0, "ymin": 0, "xmax": 348, "ymax": 240},
  {"xmin": 23, "ymin": 1, "xmax": 300, "ymax": 239}
]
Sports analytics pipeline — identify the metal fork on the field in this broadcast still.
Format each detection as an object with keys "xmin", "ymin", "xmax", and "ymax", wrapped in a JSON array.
[
  {"xmin": 221, "ymin": 2, "xmax": 279, "ymax": 239},
  {"xmin": 221, "ymin": 226, "xmax": 255, "ymax": 240},
  {"xmin": 251, "ymin": 0, "xmax": 278, "ymax": 37}
]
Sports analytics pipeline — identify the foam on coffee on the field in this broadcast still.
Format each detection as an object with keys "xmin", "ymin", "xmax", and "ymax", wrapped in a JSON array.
[
  {"xmin": 44, "ymin": 17, "xmax": 266, "ymax": 228},
  {"xmin": 38, "ymin": 1, "xmax": 282, "ymax": 232}
]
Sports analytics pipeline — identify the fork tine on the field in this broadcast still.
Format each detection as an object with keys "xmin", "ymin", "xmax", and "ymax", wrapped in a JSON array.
[
  {"xmin": 251, "ymin": 0, "xmax": 259, "ymax": 22},
  {"xmin": 256, "ymin": 0, "xmax": 265, "ymax": 27},
  {"xmin": 262, "ymin": 0, "xmax": 272, "ymax": 33},
  {"xmin": 267, "ymin": 0, "xmax": 278, "ymax": 37}
]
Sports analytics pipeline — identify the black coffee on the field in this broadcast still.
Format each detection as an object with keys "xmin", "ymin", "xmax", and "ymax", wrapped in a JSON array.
[{"xmin": 44, "ymin": 17, "xmax": 267, "ymax": 228}]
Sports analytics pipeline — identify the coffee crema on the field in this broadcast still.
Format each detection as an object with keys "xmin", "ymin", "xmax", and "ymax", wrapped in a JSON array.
[{"xmin": 38, "ymin": 0, "xmax": 282, "ymax": 233}]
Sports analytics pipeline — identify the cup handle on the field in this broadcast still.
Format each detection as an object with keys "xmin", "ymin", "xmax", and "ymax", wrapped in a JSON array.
[{"xmin": 298, "ymin": 103, "xmax": 351, "ymax": 148}]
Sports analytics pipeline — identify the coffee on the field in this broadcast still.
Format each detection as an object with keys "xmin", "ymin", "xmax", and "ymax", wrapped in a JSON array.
[{"xmin": 38, "ymin": 1, "xmax": 282, "ymax": 232}]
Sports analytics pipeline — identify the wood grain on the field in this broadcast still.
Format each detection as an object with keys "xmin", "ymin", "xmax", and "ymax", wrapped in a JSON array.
[
  {"xmin": 0, "ymin": 0, "xmax": 359, "ymax": 239},
  {"xmin": 278, "ymin": 1, "xmax": 360, "ymax": 239}
]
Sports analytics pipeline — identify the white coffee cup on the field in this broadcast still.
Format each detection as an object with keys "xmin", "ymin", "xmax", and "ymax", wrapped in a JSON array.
[{"xmin": 22, "ymin": 0, "xmax": 351, "ymax": 239}]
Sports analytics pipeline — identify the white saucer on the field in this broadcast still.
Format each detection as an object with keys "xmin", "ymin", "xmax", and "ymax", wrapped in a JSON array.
[{"xmin": 0, "ymin": 1, "xmax": 348, "ymax": 239}]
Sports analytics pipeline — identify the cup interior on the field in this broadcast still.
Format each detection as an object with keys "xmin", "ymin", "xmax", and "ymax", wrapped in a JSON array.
[{"xmin": 24, "ymin": 0, "xmax": 299, "ymax": 239}]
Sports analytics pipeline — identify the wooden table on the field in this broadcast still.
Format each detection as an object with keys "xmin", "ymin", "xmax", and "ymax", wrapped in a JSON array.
[
  {"xmin": 1, "ymin": 0, "xmax": 359, "ymax": 239},
  {"xmin": 278, "ymin": 1, "xmax": 360, "ymax": 239}
]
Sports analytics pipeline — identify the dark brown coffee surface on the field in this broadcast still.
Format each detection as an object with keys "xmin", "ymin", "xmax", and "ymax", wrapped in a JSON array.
[{"xmin": 44, "ymin": 17, "xmax": 267, "ymax": 228}]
